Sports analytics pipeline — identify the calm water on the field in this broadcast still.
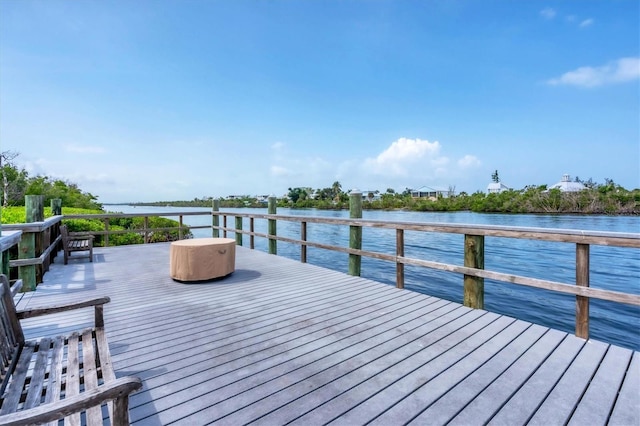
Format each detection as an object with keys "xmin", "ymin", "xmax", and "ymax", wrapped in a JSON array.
[{"xmin": 107, "ymin": 205, "xmax": 640, "ymax": 351}]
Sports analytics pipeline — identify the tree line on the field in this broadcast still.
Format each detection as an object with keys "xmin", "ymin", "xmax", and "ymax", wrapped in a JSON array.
[
  {"xmin": 282, "ymin": 182, "xmax": 639, "ymax": 215},
  {"xmin": 1, "ymin": 151, "xmax": 101, "ymax": 210},
  {"xmin": 136, "ymin": 180, "xmax": 639, "ymax": 215},
  {"xmin": 3, "ymin": 151, "xmax": 638, "ymax": 215}
]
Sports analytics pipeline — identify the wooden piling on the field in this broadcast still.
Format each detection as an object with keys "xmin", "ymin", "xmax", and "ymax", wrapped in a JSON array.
[
  {"xmin": 144, "ymin": 216, "xmax": 149, "ymax": 243},
  {"xmin": 463, "ymin": 234, "xmax": 485, "ymax": 309},
  {"xmin": 212, "ymin": 199, "xmax": 220, "ymax": 238},
  {"xmin": 0, "ymin": 207, "xmax": 6, "ymax": 277},
  {"xmin": 349, "ymin": 190, "xmax": 362, "ymax": 276},
  {"xmin": 250, "ymin": 217, "xmax": 255, "ymax": 249},
  {"xmin": 20, "ymin": 195, "xmax": 44, "ymax": 291},
  {"xmin": 50, "ymin": 199, "xmax": 62, "ymax": 264},
  {"xmin": 268, "ymin": 196, "xmax": 277, "ymax": 255},
  {"xmin": 50, "ymin": 198, "xmax": 62, "ymax": 216},
  {"xmin": 26, "ymin": 195, "xmax": 44, "ymax": 222},
  {"xmin": 396, "ymin": 229, "xmax": 404, "ymax": 288},
  {"xmin": 235, "ymin": 216, "xmax": 243, "ymax": 246},
  {"xmin": 104, "ymin": 219, "xmax": 110, "ymax": 247},
  {"xmin": 18, "ymin": 234, "xmax": 36, "ymax": 291},
  {"xmin": 576, "ymin": 243, "xmax": 590, "ymax": 339},
  {"xmin": 301, "ymin": 221, "xmax": 307, "ymax": 263}
]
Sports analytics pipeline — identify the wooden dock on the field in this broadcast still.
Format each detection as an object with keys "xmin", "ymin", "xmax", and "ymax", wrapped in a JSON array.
[{"xmin": 15, "ymin": 243, "xmax": 639, "ymax": 425}]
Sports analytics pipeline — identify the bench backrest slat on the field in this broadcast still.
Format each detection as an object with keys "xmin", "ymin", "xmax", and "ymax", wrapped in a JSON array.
[
  {"xmin": 60, "ymin": 224, "xmax": 70, "ymax": 244},
  {"xmin": 0, "ymin": 275, "xmax": 24, "ymax": 396}
]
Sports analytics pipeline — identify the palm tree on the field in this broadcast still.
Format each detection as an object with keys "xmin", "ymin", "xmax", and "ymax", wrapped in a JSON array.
[{"xmin": 332, "ymin": 181, "xmax": 342, "ymax": 202}]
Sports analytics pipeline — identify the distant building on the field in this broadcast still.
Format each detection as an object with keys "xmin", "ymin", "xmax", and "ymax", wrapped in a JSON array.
[
  {"xmin": 487, "ymin": 182, "xmax": 510, "ymax": 194},
  {"xmin": 410, "ymin": 186, "xmax": 450, "ymax": 199},
  {"xmin": 361, "ymin": 190, "xmax": 381, "ymax": 201},
  {"xmin": 548, "ymin": 174, "xmax": 586, "ymax": 192}
]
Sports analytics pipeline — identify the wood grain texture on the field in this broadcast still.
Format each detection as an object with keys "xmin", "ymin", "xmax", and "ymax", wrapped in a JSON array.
[
  {"xmin": 15, "ymin": 243, "xmax": 638, "ymax": 425},
  {"xmin": 0, "ymin": 274, "xmax": 139, "ymax": 425}
]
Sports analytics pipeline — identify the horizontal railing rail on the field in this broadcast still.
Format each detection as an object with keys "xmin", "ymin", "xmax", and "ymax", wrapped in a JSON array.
[
  {"xmin": 3, "ymin": 203, "xmax": 639, "ymax": 346},
  {"xmin": 210, "ymin": 208, "xmax": 640, "ymax": 343},
  {"xmin": 63, "ymin": 212, "xmax": 210, "ymax": 245},
  {"xmin": 3, "ymin": 216, "xmax": 63, "ymax": 290}
]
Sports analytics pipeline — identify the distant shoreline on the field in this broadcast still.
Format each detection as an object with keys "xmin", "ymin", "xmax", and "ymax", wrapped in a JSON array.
[{"xmin": 108, "ymin": 200, "xmax": 638, "ymax": 216}]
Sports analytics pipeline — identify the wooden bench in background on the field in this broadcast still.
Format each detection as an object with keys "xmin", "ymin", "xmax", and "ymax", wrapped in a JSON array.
[
  {"xmin": 0, "ymin": 274, "xmax": 142, "ymax": 425},
  {"xmin": 60, "ymin": 224, "xmax": 94, "ymax": 265}
]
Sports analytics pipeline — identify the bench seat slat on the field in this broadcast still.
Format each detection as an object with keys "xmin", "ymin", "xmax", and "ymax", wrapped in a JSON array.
[
  {"xmin": 0, "ymin": 344, "xmax": 35, "ymax": 415},
  {"xmin": 95, "ymin": 327, "xmax": 116, "ymax": 421},
  {"xmin": 43, "ymin": 336, "xmax": 65, "ymax": 426},
  {"xmin": 23, "ymin": 338, "xmax": 52, "ymax": 410},
  {"xmin": 0, "ymin": 275, "xmax": 140, "ymax": 425},
  {"xmin": 44, "ymin": 336, "xmax": 65, "ymax": 406},
  {"xmin": 64, "ymin": 333, "xmax": 81, "ymax": 426},
  {"xmin": 82, "ymin": 329, "xmax": 103, "ymax": 425}
]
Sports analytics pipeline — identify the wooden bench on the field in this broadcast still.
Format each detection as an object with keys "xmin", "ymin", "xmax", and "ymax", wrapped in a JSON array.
[
  {"xmin": 0, "ymin": 274, "xmax": 142, "ymax": 425},
  {"xmin": 60, "ymin": 224, "xmax": 94, "ymax": 265}
]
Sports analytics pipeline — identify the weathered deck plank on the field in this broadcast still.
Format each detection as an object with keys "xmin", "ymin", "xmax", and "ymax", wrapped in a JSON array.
[{"xmin": 16, "ymin": 242, "xmax": 639, "ymax": 425}]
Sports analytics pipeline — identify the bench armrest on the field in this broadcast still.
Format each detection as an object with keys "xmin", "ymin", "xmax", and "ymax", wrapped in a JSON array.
[
  {"xmin": 0, "ymin": 376, "xmax": 142, "ymax": 426},
  {"xmin": 17, "ymin": 296, "xmax": 110, "ymax": 327}
]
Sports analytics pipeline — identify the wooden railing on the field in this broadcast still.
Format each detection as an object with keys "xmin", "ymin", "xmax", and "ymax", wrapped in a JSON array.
[
  {"xmin": 211, "ymin": 208, "xmax": 640, "ymax": 341},
  {"xmin": 3, "ymin": 217, "xmax": 63, "ymax": 290},
  {"xmin": 0, "ymin": 230, "xmax": 23, "ymax": 277},
  {"xmin": 2, "ymin": 203, "xmax": 639, "ymax": 344},
  {"xmin": 63, "ymin": 212, "xmax": 209, "ymax": 246}
]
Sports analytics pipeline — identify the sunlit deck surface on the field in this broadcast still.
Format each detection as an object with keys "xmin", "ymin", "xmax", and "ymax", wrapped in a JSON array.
[{"xmin": 16, "ymin": 243, "xmax": 639, "ymax": 425}]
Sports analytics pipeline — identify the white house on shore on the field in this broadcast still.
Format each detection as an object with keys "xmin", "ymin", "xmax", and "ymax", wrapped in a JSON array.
[
  {"xmin": 410, "ymin": 186, "xmax": 451, "ymax": 199},
  {"xmin": 487, "ymin": 182, "xmax": 510, "ymax": 193},
  {"xmin": 548, "ymin": 174, "xmax": 586, "ymax": 192}
]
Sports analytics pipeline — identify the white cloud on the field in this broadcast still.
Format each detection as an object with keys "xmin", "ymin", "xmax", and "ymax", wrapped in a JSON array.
[
  {"xmin": 271, "ymin": 142, "xmax": 285, "ymax": 150},
  {"xmin": 458, "ymin": 155, "xmax": 481, "ymax": 169},
  {"xmin": 540, "ymin": 8, "xmax": 556, "ymax": 20},
  {"xmin": 270, "ymin": 165, "xmax": 291, "ymax": 177},
  {"xmin": 64, "ymin": 144, "xmax": 106, "ymax": 154},
  {"xmin": 364, "ymin": 138, "xmax": 444, "ymax": 177},
  {"xmin": 547, "ymin": 57, "xmax": 640, "ymax": 88},
  {"xmin": 579, "ymin": 18, "xmax": 594, "ymax": 28}
]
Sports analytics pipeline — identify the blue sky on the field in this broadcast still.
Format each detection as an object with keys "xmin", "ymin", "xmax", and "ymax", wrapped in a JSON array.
[{"xmin": 1, "ymin": 0, "xmax": 638, "ymax": 203}]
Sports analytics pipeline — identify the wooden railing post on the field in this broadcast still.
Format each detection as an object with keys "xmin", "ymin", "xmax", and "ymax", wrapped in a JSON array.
[
  {"xmin": 50, "ymin": 199, "xmax": 61, "ymax": 265},
  {"xmin": 0, "ymin": 208, "xmax": 6, "ymax": 277},
  {"xmin": 268, "ymin": 195, "xmax": 277, "ymax": 255},
  {"xmin": 0, "ymin": 252, "xmax": 7, "ymax": 277},
  {"xmin": 396, "ymin": 229, "xmax": 404, "ymax": 288},
  {"xmin": 235, "ymin": 216, "xmax": 243, "ymax": 246},
  {"xmin": 0, "ymin": 209, "xmax": 9, "ymax": 277},
  {"xmin": 349, "ymin": 190, "xmax": 362, "ymax": 276},
  {"xmin": 144, "ymin": 216, "xmax": 149, "ymax": 244},
  {"xmin": 104, "ymin": 218, "xmax": 110, "ymax": 247},
  {"xmin": 301, "ymin": 221, "xmax": 307, "ymax": 263},
  {"xmin": 212, "ymin": 199, "xmax": 220, "ymax": 238},
  {"xmin": 26, "ymin": 195, "xmax": 44, "ymax": 223},
  {"xmin": 179, "ymin": 215, "xmax": 184, "ymax": 240},
  {"xmin": 250, "ymin": 217, "xmax": 255, "ymax": 249},
  {"xmin": 464, "ymin": 234, "xmax": 485, "ymax": 309},
  {"xmin": 576, "ymin": 243, "xmax": 590, "ymax": 339},
  {"xmin": 223, "ymin": 215, "xmax": 228, "ymax": 238},
  {"xmin": 50, "ymin": 198, "xmax": 62, "ymax": 215},
  {"xmin": 20, "ymin": 195, "xmax": 44, "ymax": 291}
]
